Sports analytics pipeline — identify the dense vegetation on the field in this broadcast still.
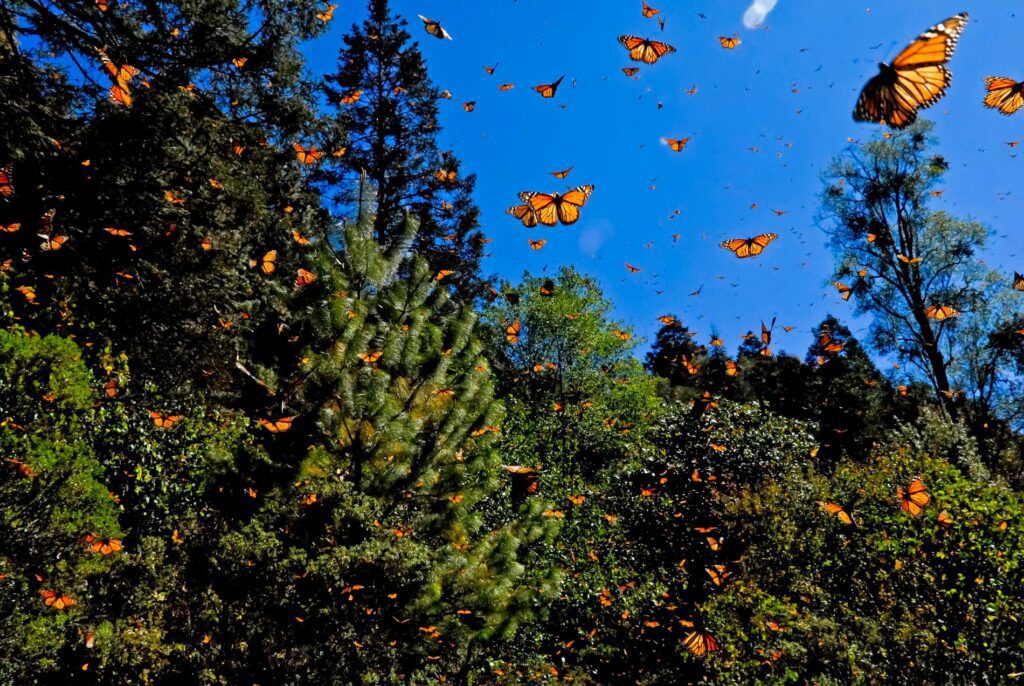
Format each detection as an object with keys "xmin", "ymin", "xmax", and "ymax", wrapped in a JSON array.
[{"xmin": 2, "ymin": 1, "xmax": 1024, "ymax": 684}]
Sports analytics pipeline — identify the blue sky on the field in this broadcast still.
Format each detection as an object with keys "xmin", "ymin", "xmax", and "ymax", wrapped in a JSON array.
[{"xmin": 305, "ymin": 1, "xmax": 1024, "ymax": 364}]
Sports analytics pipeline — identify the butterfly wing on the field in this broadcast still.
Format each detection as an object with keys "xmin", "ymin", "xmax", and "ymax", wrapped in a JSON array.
[
  {"xmin": 720, "ymin": 238, "xmax": 752, "ymax": 258},
  {"xmin": 521, "ymin": 192, "xmax": 559, "ymax": 226},
  {"xmin": 984, "ymin": 77, "xmax": 1024, "ymax": 115},
  {"xmin": 890, "ymin": 13, "xmax": 968, "ymax": 70},
  {"xmin": 555, "ymin": 185, "xmax": 594, "ymax": 225}
]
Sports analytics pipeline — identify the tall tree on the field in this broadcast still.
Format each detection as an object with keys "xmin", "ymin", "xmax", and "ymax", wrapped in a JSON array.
[
  {"xmin": 322, "ymin": 0, "xmax": 486, "ymax": 300},
  {"xmin": 822, "ymin": 121, "xmax": 1023, "ymax": 423}
]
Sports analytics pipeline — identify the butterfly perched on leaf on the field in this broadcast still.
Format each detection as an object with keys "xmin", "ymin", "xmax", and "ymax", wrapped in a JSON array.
[
  {"xmin": 618, "ymin": 35, "xmax": 676, "ymax": 64},
  {"xmin": 293, "ymin": 143, "xmax": 322, "ymax": 164},
  {"xmin": 252, "ymin": 250, "xmax": 277, "ymax": 275},
  {"xmin": 898, "ymin": 477, "xmax": 930, "ymax": 516},
  {"xmin": 533, "ymin": 75, "xmax": 565, "ymax": 99},
  {"xmin": 149, "ymin": 411, "xmax": 183, "ymax": 428},
  {"xmin": 818, "ymin": 501, "xmax": 855, "ymax": 525},
  {"xmin": 682, "ymin": 630, "xmax": 720, "ymax": 657},
  {"xmin": 418, "ymin": 14, "xmax": 452, "ymax": 40},
  {"xmin": 358, "ymin": 351, "xmax": 383, "ymax": 364},
  {"xmin": 505, "ymin": 320, "xmax": 521, "ymax": 344},
  {"xmin": 257, "ymin": 416, "xmax": 295, "ymax": 433},
  {"xmin": 983, "ymin": 76, "xmax": 1024, "ymax": 115},
  {"xmin": 518, "ymin": 185, "xmax": 594, "ymax": 226},
  {"xmin": 83, "ymin": 534, "xmax": 123, "ymax": 556},
  {"xmin": 295, "ymin": 268, "xmax": 316, "ymax": 288},
  {"xmin": 720, "ymin": 233, "xmax": 778, "ymax": 258},
  {"xmin": 40, "ymin": 589, "xmax": 75, "ymax": 610},
  {"xmin": 853, "ymin": 13, "xmax": 968, "ymax": 129}
]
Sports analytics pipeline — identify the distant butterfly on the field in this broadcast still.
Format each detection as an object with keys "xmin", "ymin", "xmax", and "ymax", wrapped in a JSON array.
[
  {"xmin": 549, "ymin": 166, "xmax": 573, "ymax": 179},
  {"xmin": 718, "ymin": 35, "xmax": 741, "ymax": 49},
  {"xmin": 663, "ymin": 136, "xmax": 691, "ymax": 152},
  {"xmin": 252, "ymin": 250, "xmax": 277, "ymax": 275},
  {"xmin": 818, "ymin": 501, "xmax": 855, "ymax": 525},
  {"xmin": 682, "ymin": 630, "xmax": 720, "ymax": 657},
  {"xmin": 358, "ymin": 351, "xmax": 383, "ymax": 364},
  {"xmin": 293, "ymin": 143, "xmax": 322, "ymax": 164},
  {"xmin": 295, "ymin": 268, "xmax": 316, "ymax": 287},
  {"xmin": 1013, "ymin": 271, "xmax": 1024, "ymax": 291},
  {"xmin": 719, "ymin": 233, "xmax": 778, "ymax": 258},
  {"xmin": 498, "ymin": 83, "xmax": 514, "ymax": 91},
  {"xmin": 983, "ymin": 77, "xmax": 1024, "ymax": 115},
  {"xmin": 898, "ymin": 477, "xmax": 930, "ymax": 516},
  {"xmin": 463, "ymin": 101, "xmax": 476, "ymax": 112},
  {"xmin": 83, "ymin": 535, "xmax": 123, "ymax": 555},
  {"xmin": 641, "ymin": 1, "xmax": 660, "ymax": 18},
  {"xmin": 40, "ymin": 590, "xmax": 76, "ymax": 610},
  {"xmin": 533, "ymin": 75, "xmax": 565, "ymax": 98},
  {"xmin": 149, "ymin": 411, "xmax": 183, "ymax": 428},
  {"xmin": 258, "ymin": 416, "xmax": 294, "ymax": 433},
  {"xmin": 518, "ymin": 185, "xmax": 594, "ymax": 226},
  {"xmin": 315, "ymin": 3, "xmax": 337, "ymax": 21},
  {"xmin": 853, "ymin": 13, "xmax": 968, "ymax": 129},
  {"xmin": 622, "ymin": 67, "xmax": 640, "ymax": 77},
  {"xmin": 833, "ymin": 281, "xmax": 854, "ymax": 301},
  {"xmin": 618, "ymin": 35, "xmax": 676, "ymax": 64},
  {"xmin": 528, "ymin": 238, "xmax": 547, "ymax": 250},
  {"xmin": 418, "ymin": 15, "xmax": 452, "ymax": 40},
  {"xmin": 924, "ymin": 304, "xmax": 959, "ymax": 320}
]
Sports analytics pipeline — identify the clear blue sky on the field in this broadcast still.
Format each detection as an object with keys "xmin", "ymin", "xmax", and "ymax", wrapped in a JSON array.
[{"xmin": 304, "ymin": 1, "xmax": 1024, "ymax": 362}]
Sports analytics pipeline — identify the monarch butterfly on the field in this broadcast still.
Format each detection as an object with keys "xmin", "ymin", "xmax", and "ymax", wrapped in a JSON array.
[
  {"xmin": 818, "ymin": 501, "xmax": 855, "ymax": 525},
  {"xmin": 506, "ymin": 203, "xmax": 539, "ymax": 228},
  {"xmin": 231, "ymin": 56, "xmax": 248, "ymax": 68},
  {"xmin": 434, "ymin": 269, "xmax": 453, "ymax": 281},
  {"xmin": 622, "ymin": 67, "xmax": 640, "ymax": 77},
  {"xmin": 833, "ymin": 281, "xmax": 853, "ymax": 301},
  {"xmin": 518, "ymin": 185, "xmax": 594, "ymax": 226},
  {"xmin": 853, "ymin": 13, "xmax": 969, "ymax": 129},
  {"xmin": 293, "ymin": 143, "xmax": 322, "ymax": 164},
  {"xmin": 719, "ymin": 233, "xmax": 778, "ymax": 258},
  {"xmin": 612, "ymin": 330, "xmax": 631, "ymax": 341},
  {"xmin": 718, "ymin": 35, "xmax": 741, "ymax": 49},
  {"xmin": 418, "ymin": 15, "xmax": 452, "ymax": 40},
  {"xmin": 295, "ymin": 268, "xmax": 316, "ymax": 287},
  {"xmin": 625, "ymin": 263, "xmax": 641, "ymax": 273},
  {"xmin": 315, "ymin": 3, "xmax": 337, "ymax": 21},
  {"xmin": 568, "ymin": 494, "xmax": 586, "ymax": 506},
  {"xmin": 498, "ymin": 83, "xmax": 514, "ymax": 91},
  {"xmin": 252, "ymin": 250, "xmax": 277, "ymax": 275},
  {"xmin": 533, "ymin": 75, "xmax": 565, "ymax": 99},
  {"xmin": 439, "ymin": 90, "xmax": 453, "ymax": 99},
  {"xmin": 39, "ymin": 235, "xmax": 69, "ymax": 251},
  {"xmin": 641, "ymin": 2, "xmax": 659, "ymax": 18},
  {"xmin": 682, "ymin": 630, "xmax": 720, "ymax": 657},
  {"xmin": 462, "ymin": 101, "xmax": 476, "ymax": 112},
  {"xmin": 200, "ymin": 236, "xmax": 213, "ymax": 251},
  {"xmin": 165, "ymin": 190, "xmax": 185, "ymax": 205},
  {"xmin": 0, "ymin": 166, "xmax": 12, "ymax": 197},
  {"xmin": 618, "ymin": 35, "xmax": 676, "ymax": 64},
  {"xmin": 359, "ymin": 351, "xmax": 383, "ymax": 364},
  {"xmin": 761, "ymin": 319, "xmax": 774, "ymax": 346},
  {"xmin": 898, "ymin": 477, "xmax": 930, "ymax": 516},
  {"xmin": 925, "ymin": 304, "xmax": 959, "ymax": 320},
  {"xmin": 706, "ymin": 564, "xmax": 732, "ymax": 586},
  {"xmin": 984, "ymin": 77, "xmax": 1024, "ymax": 115},
  {"xmin": 84, "ymin": 535, "xmax": 123, "ymax": 556},
  {"xmin": 819, "ymin": 332, "xmax": 843, "ymax": 354},
  {"xmin": 725, "ymin": 360, "xmax": 739, "ymax": 377},
  {"xmin": 0, "ymin": 223, "xmax": 19, "ymax": 233},
  {"xmin": 528, "ymin": 238, "xmax": 547, "ymax": 250},
  {"xmin": 502, "ymin": 465, "xmax": 539, "ymax": 500},
  {"xmin": 340, "ymin": 90, "xmax": 363, "ymax": 104},
  {"xmin": 540, "ymin": 279, "xmax": 555, "ymax": 296},
  {"xmin": 897, "ymin": 253, "xmax": 922, "ymax": 265},
  {"xmin": 663, "ymin": 136, "xmax": 691, "ymax": 152},
  {"xmin": 257, "ymin": 416, "xmax": 295, "ymax": 434},
  {"xmin": 97, "ymin": 47, "xmax": 139, "ymax": 106},
  {"xmin": 40, "ymin": 589, "xmax": 76, "ymax": 610},
  {"xmin": 149, "ymin": 411, "xmax": 183, "ymax": 428},
  {"xmin": 506, "ymin": 321, "xmax": 521, "ymax": 344},
  {"xmin": 549, "ymin": 166, "xmax": 573, "ymax": 179},
  {"xmin": 1013, "ymin": 272, "xmax": 1024, "ymax": 291},
  {"xmin": 937, "ymin": 510, "xmax": 954, "ymax": 527}
]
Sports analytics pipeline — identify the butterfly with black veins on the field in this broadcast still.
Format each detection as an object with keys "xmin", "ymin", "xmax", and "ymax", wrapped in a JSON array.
[
  {"xmin": 853, "ymin": 13, "xmax": 968, "ymax": 129},
  {"xmin": 418, "ymin": 15, "xmax": 452, "ymax": 40}
]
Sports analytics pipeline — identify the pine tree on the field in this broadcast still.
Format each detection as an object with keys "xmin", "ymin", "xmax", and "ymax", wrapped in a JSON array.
[
  {"xmin": 198, "ymin": 209, "xmax": 556, "ymax": 684},
  {"xmin": 322, "ymin": 0, "xmax": 486, "ymax": 301}
]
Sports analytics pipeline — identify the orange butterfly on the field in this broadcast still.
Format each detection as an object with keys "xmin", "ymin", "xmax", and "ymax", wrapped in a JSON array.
[
  {"xmin": 937, "ymin": 510, "xmax": 954, "ymax": 527},
  {"xmin": 295, "ymin": 268, "xmax": 316, "ymax": 287},
  {"xmin": 533, "ymin": 75, "xmax": 565, "ymax": 99},
  {"xmin": 462, "ymin": 101, "xmax": 476, "ymax": 112},
  {"xmin": 39, "ymin": 235, "xmax": 69, "ymax": 251},
  {"xmin": 983, "ymin": 76, "xmax": 1024, "ymax": 115},
  {"xmin": 833, "ymin": 281, "xmax": 853, "ymax": 301},
  {"xmin": 502, "ymin": 465, "xmax": 539, "ymax": 498},
  {"xmin": 506, "ymin": 203, "xmax": 539, "ymax": 228},
  {"xmin": 359, "ymin": 351, "xmax": 383, "ymax": 364},
  {"xmin": 294, "ymin": 143, "xmax": 323, "ymax": 164},
  {"xmin": 682, "ymin": 630, "xmax": 720, "ymax": 657},
  {"xmin": 549, "ymin": 166, "xmax": 573, "ymax": 179},
  {"xmin": 149, "ymin": 411, "xmax": 183, "ymax": 428},
  {"xmin": 898, "ymin": 477, "xmax": 930, "ymax": 516},
  {"xmin": 258, "ymin": 416, "xmax": 295, "ymax": 433},
  {"xmin": 528, "ymin": 238, "xmax": 547, "ymax": 250},
  {"xmin": 641, "ymin": 1, "xmax": 659, "ymax": 18},
  {"xmin": 40, "ymin": 589, "xmax": 76, "ymax": 610},
  {"xmin": 418, "ymin": 15, "xmax": 452, "ymax": 40},
  {"xmin": 83, "ymin": 534, "xmax": 123, "ymax": 555},
  {"xmin": 518, "ymin": 185, "xmax": 594, "ymax": 226},
  {"xmin": 0, "ymin": 166, "xmax": 13, "ymax": 197},
  {"xmin": 719, "ymin": 233, "xmax": 778, "ymax": 258},
  {"xmin": 506, "ymin": 321, "xmax": 521, "ymax": 344},
  {"xmin": 818, "ymin": 501, "xmax": 855, "ymax": 525},
  {"xmin": 498, "ymin": 83, "xmax": 514, "ymax": 91},
  {"xmin": 925, "ymin": 304, "xmax": 959, "ymax": 320},
  {"xmin": 853, "ymin": 13, "xmax": 968, "ymax": 128},
  {"xmin": 252, "ymin": 250, "xmax": 277, "ymax": 275},
  {"xmin": 718, "ymin": 35, "xmax": 741, "ymax": 49},
  {"xmin": 340, "ymin": 90, "xmax": 363, "ymax": 104},
  {"xmin": 706, "ymin": 564, "xmax": 732, "ymax": 586},
  {"xmin": 97, "ymin": 47, "xmax": 139, "ymax": 106},
  {"xmin": 663, "ymin": 136, "xmax": 691, "ymax": 152},
  {"xmin": 0, "ymin": 223, "xmax": 20, "ymax": 233},
  {"xmin": 315, "ymin": 3, "xmax": 337, "ymax": 21},
  {"xmin": 622, "ymin": 67, "xmax": 640, "ymax": 77},
  {"xmin": 618, "ymin": 35, "xmax": 676, "ymax": 64}
]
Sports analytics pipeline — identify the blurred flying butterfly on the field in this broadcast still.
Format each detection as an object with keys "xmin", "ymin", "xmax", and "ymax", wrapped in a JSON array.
[
  {"xmin": 853, "ymin": 13, "xmax": 968, "ymax": 128},
  {"xmin": 983, "ymin": 76, "xmax": 1024, "ymax": 115},
  {"xmin": 418, "ymin": 15, "xmax": 452, "ymax": 40},
  {"xmin": 663, "ymin": 136, "xmax": 691, "ymax": 152},
  {"xmin": 549, "ymin": 166, "xmax": 573, "ymax": 179},
  {"xmin": 682, "ymin": 630, "xmax": 720, "ymax": 657},
  {"xmin": 641, "ymin": 2, "xmax": 659, "ymax": 18},
  {"xmin": 818, "ymin": 501, "xmax": 855, "ymax": 525},
  {"xmin": 533, "ymin": 75, "xmax": 565, "ymax": 98}
]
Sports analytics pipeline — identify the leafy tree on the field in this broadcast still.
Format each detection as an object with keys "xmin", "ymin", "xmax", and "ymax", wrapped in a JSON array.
[
  {"xmin": 322, "ymin": 0, "xmax": 486, "ymax": 300},
  {"xmin": 822, "ymin": 121, "xmax": 1024, "ymax": 426}
]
